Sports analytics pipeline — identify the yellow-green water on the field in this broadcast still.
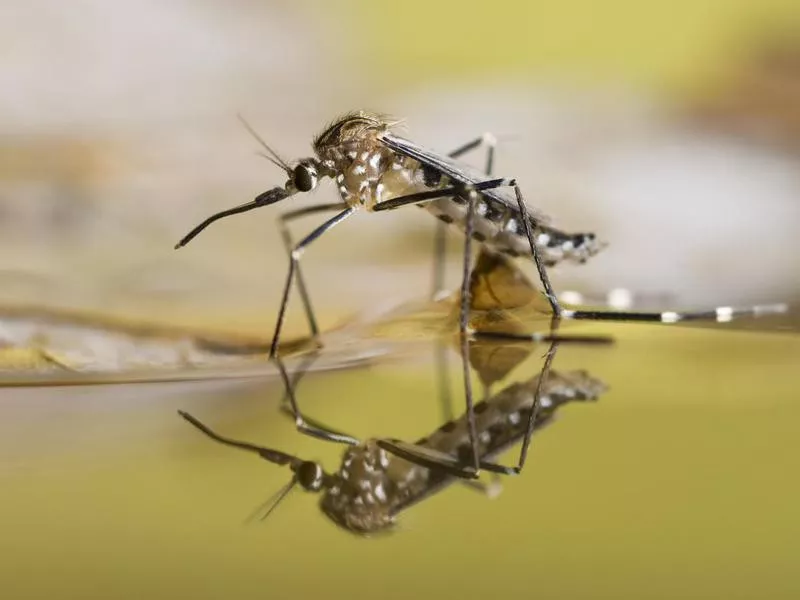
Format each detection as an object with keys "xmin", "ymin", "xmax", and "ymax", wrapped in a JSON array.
[{"xmin": 1, "ymin": 321, "xmax": 797, "ymax": 599}]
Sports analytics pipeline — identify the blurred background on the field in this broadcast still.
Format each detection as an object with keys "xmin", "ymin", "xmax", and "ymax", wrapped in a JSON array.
[
  {"xmin": 1, "ymin": 1, "xmax": 799, "ymax": 599},
  {"xmin": 2, "ymin": 0, "xmax": 799, "ymax": 333}
]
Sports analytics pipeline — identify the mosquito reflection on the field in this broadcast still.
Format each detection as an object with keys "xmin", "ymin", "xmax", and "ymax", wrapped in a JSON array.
[{"xmin": 178, "ymin": 345, "xmax": 606, "ymax": 536}]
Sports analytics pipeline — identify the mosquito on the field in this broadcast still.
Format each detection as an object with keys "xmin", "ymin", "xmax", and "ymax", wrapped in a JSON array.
[
  {"xmin": 174, "ymin": 110, "xmax": 788, "ymax": 478},
  {"xmin": 178, "ymin": 356, "xmax": 606, "ymax": 535}
]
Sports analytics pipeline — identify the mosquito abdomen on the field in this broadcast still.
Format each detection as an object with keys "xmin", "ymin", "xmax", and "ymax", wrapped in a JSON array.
[{"xmin": 424, "ymin": 197, "xmax": 605, "ymax": 266}]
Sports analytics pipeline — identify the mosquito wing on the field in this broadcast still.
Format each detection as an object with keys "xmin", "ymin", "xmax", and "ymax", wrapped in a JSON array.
[{"xmin": 379, "ymin": 132, "xmax": 550, "ymax": 225}]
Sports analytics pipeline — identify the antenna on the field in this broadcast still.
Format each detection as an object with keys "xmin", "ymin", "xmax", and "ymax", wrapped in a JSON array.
[
  {"xmin": 244, "ymin": 477, "xmax": 299, "ymax": 524},
  {"xmin": 237, "ymin": 113, "xmax": 293, "ymax": 175}
]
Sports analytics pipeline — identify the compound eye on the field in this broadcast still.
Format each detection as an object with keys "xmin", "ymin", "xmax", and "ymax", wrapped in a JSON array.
[
  {"xmin": 296, "ymin": 461, "xmax": 324, "ymax": 491},
  {"xmin": 293, "ymin": 164, "xmax": 317, "ymax": 192}
]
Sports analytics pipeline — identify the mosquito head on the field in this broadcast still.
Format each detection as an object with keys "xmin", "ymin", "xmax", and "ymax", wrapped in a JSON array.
[
  {"xmin": 173, "ymin": 116, "xmax": 330, "ymax": 250},
  {"xmin": 317, "ymin": 441, "xmax": 398, "ymax": 535},
  {"xmin": 177, "ymin": 410, "xmax": 338, "ymax": 523},
  {"xmin": 289, "ymin": 159, "xmax": 320, "ymax": 193},
  {"xmin": 239, "ymin": 113, "xmax": 326, "ymax": 194},
  {"xmin": 293, "ymin": 459, "xmax": 326, "ymax": 491}
]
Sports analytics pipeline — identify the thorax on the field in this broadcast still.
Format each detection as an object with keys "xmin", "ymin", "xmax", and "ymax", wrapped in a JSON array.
[{"xmin": 318, "ymin": 137, "xmax": 443, "ymax": 209}]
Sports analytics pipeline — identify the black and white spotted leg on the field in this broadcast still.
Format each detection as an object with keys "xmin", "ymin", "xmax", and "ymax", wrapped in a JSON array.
[{"xmin": 277, "ymin": 203, "xmax": 348, "ymax": 344}]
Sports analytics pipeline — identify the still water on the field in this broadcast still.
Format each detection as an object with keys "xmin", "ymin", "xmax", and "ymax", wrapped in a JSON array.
[{"xmin": 0, "ymin": 305, "xmax": 797, "ymax": 599}]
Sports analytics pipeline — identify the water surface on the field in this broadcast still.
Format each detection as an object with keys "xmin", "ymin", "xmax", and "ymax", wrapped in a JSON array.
[{"xmin": 1, "ymin": 317, "xmax": 797, "ymax": 600}]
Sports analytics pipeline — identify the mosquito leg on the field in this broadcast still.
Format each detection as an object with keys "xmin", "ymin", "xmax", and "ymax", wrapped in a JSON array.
[
  {"xmin": 456, "ymin": 178, "xmax": 520, "ymax": 479},
  {"xmin": 448, "ymin": 132, "xmax": 496, "ymax": 176},
  {"xmin": 269, "ymin": 206, "xmax": 356, "ymax": 360},
  {"xmin": 372, "ymin": 178, "xmax": 516, "ymax": 213},
  {"xmin": 561, "ymin": 303, "xmax": 789, "ymax": 324},
  {"xmin": 514, "ymin": 185, "xmax": 562, "ymax": 317},
  {"xmin": 276, "ymin": 351, "xmax": 319, "ymax": 421},
  {"xmin": 432, "ymin": 134, "xmax": 498, "ymax": 425},
  {"xmin": 430, "ymin": 133, "xmax": 498, "ymax": 299},
  {"xmin": 267, "ymin": 207, "xmax": 359, "ymax": 446},
  {"xmin": 277, "ymin": 203, "xmax": 348, "ymax": 344}
]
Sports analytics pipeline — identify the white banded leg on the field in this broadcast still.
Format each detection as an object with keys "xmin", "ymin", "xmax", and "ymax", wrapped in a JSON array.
[{"xmin": 561, "ymin": 303, "xmax": 789, "ymax": 324}]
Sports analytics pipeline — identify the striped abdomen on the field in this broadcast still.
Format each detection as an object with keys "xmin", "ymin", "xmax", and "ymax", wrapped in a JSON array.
[{"xmin": 424, "ymin": 197, "xmax": 604, "ymax": 266}]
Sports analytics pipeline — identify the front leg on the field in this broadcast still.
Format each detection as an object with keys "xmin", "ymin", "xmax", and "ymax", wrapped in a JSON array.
[
  {"xmin": 267, "ymin": 206, "xmax": 360, "ymax": 447},
  {"xmin": 277, "ymin": 202, "xmax": 348, "ymax": 345},
  {"xmin": 269, "ymin": 206, "xmax": 356, "ymax": 361}
]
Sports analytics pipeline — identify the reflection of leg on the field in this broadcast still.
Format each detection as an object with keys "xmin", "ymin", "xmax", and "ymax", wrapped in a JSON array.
[
  {"xmin": 448, "ymin": 133, "xmax": 497, "ymax": 171},
  {"xmin": 457, "ymin": 336, "xmax": 562, "ymax": 476},
  {"xmin": 459, "ymin": 190, "xmax": 481, "ymax": 476},
  {"xmin": 276, "ymin": 352, "xmax": 359, "ymax": 441},
  {"xmin": 276, "ymin": 202, "xmax": 348, "ymax": 344},
  {"xmin": 274, "ymin": 354, "xmax": 360, "ymax": 446},
  {"xmin": 436, "ymin": 340, "xmax": 501, "ymax": 492},
  {"xmin": 465, "ymin": 380, "xmax": 503, "ymax": 496},
  {"xmin": 512, "ymin": 336, "xmax": 560, "ymax": 472},
  {"xmin": 269, "ymin": 206, "xmax": 356, "ymax": 359},
  {"xmin": 177, "ymin": 410, "xmax": 310, "ymax": 524},
  {"xmin": 177, "ymin": 410, "xmax": 299, "ymax": 465}
]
